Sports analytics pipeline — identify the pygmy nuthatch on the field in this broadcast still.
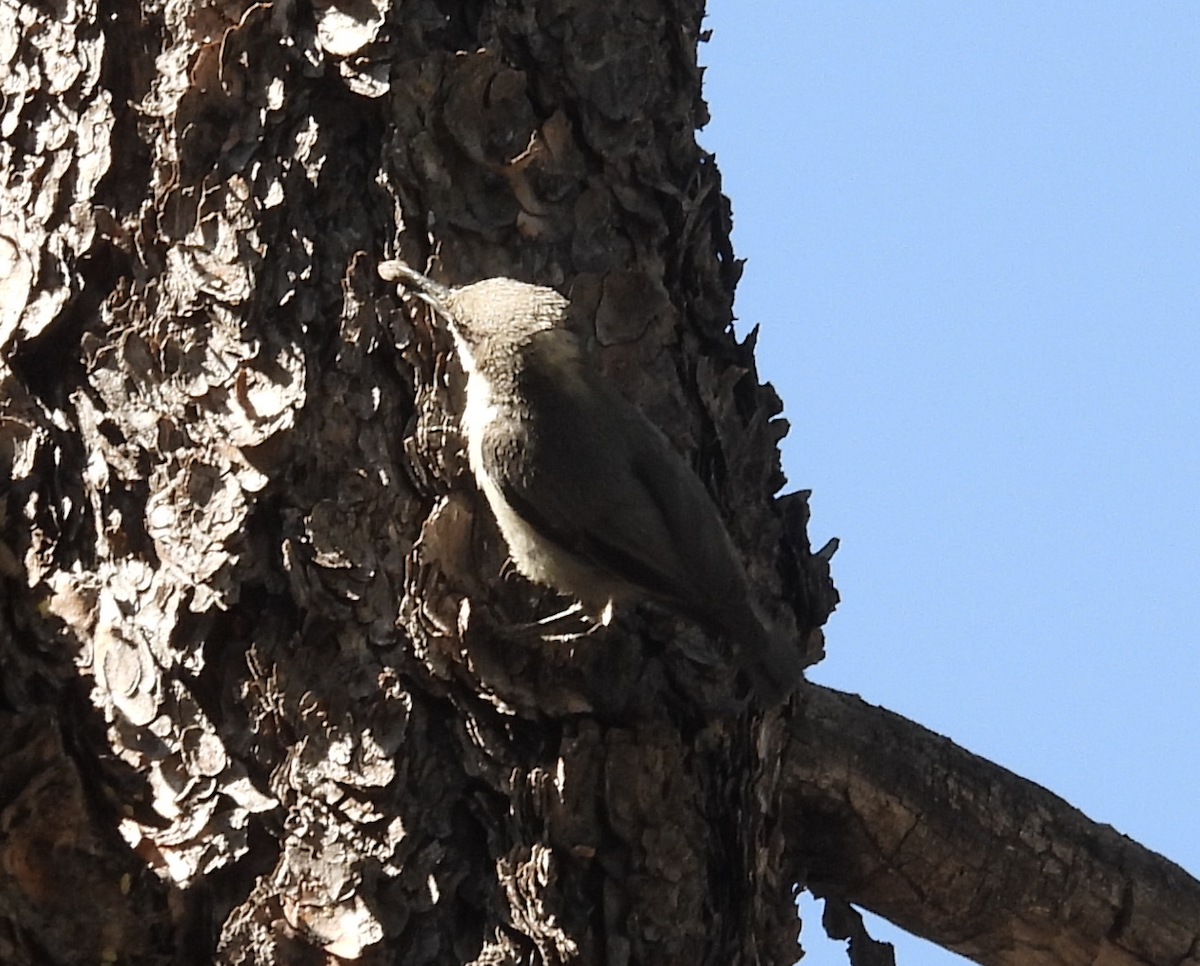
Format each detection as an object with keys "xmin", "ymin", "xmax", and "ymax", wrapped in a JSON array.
[{"xmin": 382, "ymin": 260, "xmax": 800, "ymax": 705}]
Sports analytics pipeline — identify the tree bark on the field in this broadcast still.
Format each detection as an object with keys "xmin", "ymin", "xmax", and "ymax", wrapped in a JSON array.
[{"xmin": 0, "ymin": 1, "xmax": 1194, "ymax": 966}]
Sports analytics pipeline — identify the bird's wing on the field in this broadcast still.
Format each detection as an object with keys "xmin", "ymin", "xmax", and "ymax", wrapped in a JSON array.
[{"xmin": 481, "ymin": 352, "xmax": 751, "ymax": 617}]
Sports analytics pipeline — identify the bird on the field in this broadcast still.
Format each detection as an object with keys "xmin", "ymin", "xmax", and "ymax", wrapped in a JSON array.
[{"xmin": 382, "ymin": 259, "xmax": 800, "ymax": 705}]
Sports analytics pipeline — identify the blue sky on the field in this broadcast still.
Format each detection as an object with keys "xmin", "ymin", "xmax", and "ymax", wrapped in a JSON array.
[{"xmin": 701, "ymin": 4, "xmax": 1199, "ymax": 963}]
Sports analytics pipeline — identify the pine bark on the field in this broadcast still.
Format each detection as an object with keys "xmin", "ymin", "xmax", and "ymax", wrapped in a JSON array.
[{"xmin": 0, "ymin": 2, "xmax": 1194, "ymax": 966}]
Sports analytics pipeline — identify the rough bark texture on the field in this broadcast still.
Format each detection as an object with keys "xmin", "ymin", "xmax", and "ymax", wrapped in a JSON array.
[
  {"xmin": 1, "ymin": 0, "xmax": 833, "ymax": 963},
  {"xmin": 1, "ymin": 1, "xmax": 1195, "ymax": 965},
  {"xmin": 787, "ymin": 687, "xmax": 1200, "ymax": 966}
]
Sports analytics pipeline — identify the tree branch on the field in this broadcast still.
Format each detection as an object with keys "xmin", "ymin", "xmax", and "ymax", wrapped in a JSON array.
[{"xmin": 783, "ymin": 684, "xmax": 1200, "ymax": 966}]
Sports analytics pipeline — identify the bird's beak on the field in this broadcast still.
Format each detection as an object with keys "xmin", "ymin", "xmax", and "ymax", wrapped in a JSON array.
[{"xmin": 379, "ymin": 259, "xmax": 452, "ymax": 312}]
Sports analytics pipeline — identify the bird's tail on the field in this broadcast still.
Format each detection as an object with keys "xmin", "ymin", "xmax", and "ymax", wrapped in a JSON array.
[{"xmin": 710, "ymin": 597, "xmax": 802, "ymax": 707}]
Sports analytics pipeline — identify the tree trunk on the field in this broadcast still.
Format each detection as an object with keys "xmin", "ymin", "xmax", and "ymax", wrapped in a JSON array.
[{"xmin": 0, "ymin": 2, "xmax": 1195, "ymax": 966}]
